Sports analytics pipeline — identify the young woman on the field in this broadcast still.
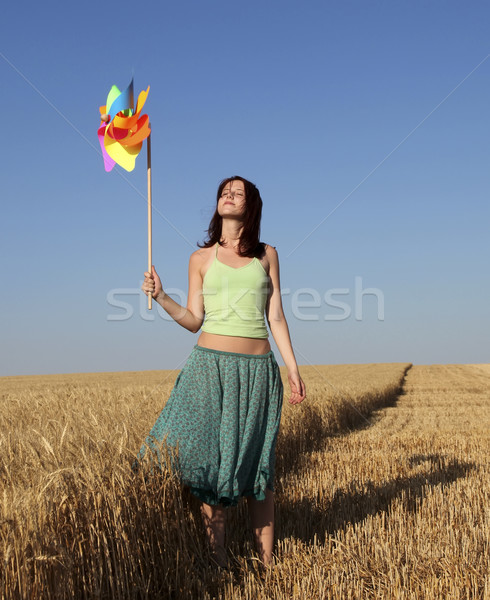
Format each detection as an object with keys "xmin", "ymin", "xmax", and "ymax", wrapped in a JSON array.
[{"xmin": 138, "ymin": 176, "xmax": 306, "ymax": 567}]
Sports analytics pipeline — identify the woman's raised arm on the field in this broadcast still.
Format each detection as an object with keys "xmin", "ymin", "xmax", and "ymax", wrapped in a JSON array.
[{"xmin": 142, "ymin": 251, "xmax": 205, "ymax": 333}]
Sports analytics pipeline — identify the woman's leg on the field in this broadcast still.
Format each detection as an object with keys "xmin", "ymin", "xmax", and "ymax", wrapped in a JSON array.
[
  {"xmin": 246, "ymin": 488, "xmax": 275, "ymax": 566},
  {"xmin": 200, "ymin": 502, "xmax": 227, "ymax": 566}
]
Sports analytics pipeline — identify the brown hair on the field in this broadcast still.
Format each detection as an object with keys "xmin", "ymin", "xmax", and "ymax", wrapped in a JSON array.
[{"xmin": 198, "ymin": 176, "xmax": 265, "ymax": 257}]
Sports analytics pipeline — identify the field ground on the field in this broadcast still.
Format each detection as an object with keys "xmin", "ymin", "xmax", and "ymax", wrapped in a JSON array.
[{"xmin": 0, "ymin": 362, "xmax": 489, "ymax": 599}]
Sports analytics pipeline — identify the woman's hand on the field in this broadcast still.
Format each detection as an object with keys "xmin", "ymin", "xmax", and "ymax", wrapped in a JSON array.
[
  {"xmin": 287, "ymin": 371, "xmax": 306, "ymax": 405},
  {"xmin": 142, "ymin": 265, "xmax": 163, "ymax": 299}
]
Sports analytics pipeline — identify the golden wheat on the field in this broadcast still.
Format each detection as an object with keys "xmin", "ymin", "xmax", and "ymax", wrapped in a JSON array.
[{"xmin": 1, "ymin": 361, "xmax": 488, "ymax": 599}]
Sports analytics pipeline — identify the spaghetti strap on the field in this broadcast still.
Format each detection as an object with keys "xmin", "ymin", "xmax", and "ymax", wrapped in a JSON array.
[{"xmin": 215, "ymin": 242, "xmax": 219, "ymax": 258}]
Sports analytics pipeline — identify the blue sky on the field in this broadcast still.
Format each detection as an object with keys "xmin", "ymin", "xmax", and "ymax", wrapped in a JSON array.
[{"xmin": 1, "ymin": 0, "xmax": 489, "ymax": 376}]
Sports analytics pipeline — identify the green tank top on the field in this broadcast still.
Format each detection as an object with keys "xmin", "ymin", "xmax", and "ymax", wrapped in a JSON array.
[{"xmin": 201, "ymin": 243, "xmax": 269, "ymax": 338}]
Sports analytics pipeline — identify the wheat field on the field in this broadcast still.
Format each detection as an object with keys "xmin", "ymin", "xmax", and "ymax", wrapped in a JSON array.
[{"xmin": 1, "ymin": 361, "xmax": 488, "ymax": 599}]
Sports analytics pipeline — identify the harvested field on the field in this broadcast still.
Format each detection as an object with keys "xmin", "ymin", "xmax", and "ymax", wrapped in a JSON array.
[{"xmin": 1, "ymin": 362, "xmax": 488, "ymax": 599}]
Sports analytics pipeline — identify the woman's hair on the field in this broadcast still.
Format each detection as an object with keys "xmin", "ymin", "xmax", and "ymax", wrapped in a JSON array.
[{"xmin": 198, "ymin": 175, "xmax": 265, "ymax": 257}]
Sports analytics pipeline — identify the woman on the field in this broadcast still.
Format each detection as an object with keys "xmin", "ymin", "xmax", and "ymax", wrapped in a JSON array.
[{"xmin": 139, "ymin": 175, "xmax": 306, "ymax": 567}]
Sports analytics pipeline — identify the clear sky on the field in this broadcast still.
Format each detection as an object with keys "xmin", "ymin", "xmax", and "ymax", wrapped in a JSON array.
[{"xmin": 1, "ymin": 0, "xmax": 489, "ymax": 376}]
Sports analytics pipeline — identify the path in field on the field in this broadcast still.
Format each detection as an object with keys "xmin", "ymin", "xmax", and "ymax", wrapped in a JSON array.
[
  {"xmin": 381, "ymin": 364, "xmax": 490, "ymax": 435},
  {"xmin": 271, "ymin": 364, "xmax": 489, "ymax": 598},
  {"xmin": 279, "ymin": 364, "xmax": 490, "ymax": 536}
]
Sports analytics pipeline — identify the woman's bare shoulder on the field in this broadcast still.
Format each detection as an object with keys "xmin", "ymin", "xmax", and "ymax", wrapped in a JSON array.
[
  {"xmin": 262, "ymin": 243, "xmax": 278, "ymax": 257},
  {"xmin": 190, "ymin": 245, "xmax": 214, "ymax": 261},
  {"xmin": 257, "ymin": 243, "xmax": 278, "ymax": 276},
  {"xmin": 189, "ymin": 245, "xmax": 215, "ymax": 278}
]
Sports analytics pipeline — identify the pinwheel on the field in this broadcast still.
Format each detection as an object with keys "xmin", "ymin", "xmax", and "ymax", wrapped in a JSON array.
[
  {"xmin": 97, "ymin": 78, "xmax": 154, "ymax": 309},
  {"xmin": 97, "ymin": 78, "xmax": 150, "ymax": 172}
]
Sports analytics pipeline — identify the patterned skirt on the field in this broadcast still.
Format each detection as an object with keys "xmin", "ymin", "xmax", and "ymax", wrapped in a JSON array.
[{"xmin": 135, "ymin": 344, "xmax": 284, "ymax": 506}]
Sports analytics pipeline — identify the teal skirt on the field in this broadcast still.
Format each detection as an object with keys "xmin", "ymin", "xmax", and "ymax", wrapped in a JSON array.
[{"xmin": 135, "ymin": 345, "xmax": 284, "ymax": 506}]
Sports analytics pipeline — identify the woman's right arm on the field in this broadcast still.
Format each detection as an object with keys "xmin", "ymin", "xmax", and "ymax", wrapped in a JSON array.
[{"xmin": 142, "ymin": 252, "xmax": 205, "ymax": 334}]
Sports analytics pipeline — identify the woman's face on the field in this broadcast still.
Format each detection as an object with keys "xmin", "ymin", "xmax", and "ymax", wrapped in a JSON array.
[{"xmin": 218, "ymin": 180, "xmax": 246, "ymax": 218}]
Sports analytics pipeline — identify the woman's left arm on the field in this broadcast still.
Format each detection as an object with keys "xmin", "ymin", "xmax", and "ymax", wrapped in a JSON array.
[{"xmin": 265, "ymin": 245, "xmax": 306, "ymax": 405}]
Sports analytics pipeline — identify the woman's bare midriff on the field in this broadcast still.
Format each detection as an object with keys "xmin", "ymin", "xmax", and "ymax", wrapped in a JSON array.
[{"xmin": 197, "ymin": 331, "xmax": 271, "ymax": 355}]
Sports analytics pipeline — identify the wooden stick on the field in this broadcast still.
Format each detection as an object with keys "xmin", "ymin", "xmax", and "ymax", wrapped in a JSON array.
[{"xmin": 147, "ymin": 128, "xmax": 152, "ymax": 310}]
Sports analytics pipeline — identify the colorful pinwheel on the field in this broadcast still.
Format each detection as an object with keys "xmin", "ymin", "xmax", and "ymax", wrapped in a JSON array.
[
  {"xmin": 97, "ymin": 78, "xmax": 151, "ymax": 172},
  {"xmin": 97, "ymin": 77, "xmax": 154, "ymax": 309}
]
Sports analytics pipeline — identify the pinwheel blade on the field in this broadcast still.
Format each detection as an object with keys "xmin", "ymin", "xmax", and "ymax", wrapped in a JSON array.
[
  {"xmin": 106, "ymin": 79, "xmax": 134, "ymax": 121},
  {"xmin": 97, "ymin": 124, "xmax": 116, "ymax": 172},
  {"xmin": 104, "ymin": 133, "xmax": 143, "ymax": 172}
]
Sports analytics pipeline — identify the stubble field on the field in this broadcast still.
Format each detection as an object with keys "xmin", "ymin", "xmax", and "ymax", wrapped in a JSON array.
[{"xmin": 1, "ymin": 361, "xmax": 488, "ymax": 599}]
